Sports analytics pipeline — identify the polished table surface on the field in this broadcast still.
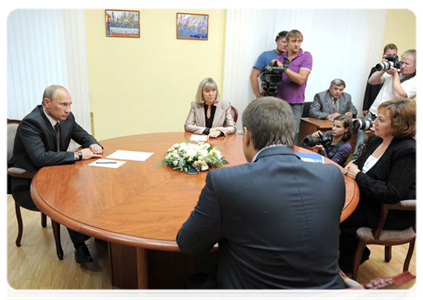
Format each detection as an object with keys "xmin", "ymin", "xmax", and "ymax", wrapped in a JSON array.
[
  {"xmin": 31, "ymin": 133, "xmax": 359, "ymax": 251},
  {"xmin": 31, "ymin": 132, "xmax": 359, "ymax": 252}
]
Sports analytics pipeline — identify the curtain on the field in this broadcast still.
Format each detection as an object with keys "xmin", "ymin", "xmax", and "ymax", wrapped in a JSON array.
[
  {"xmin": 7, "ymin": 9, "xmax": 92, "ymax": 136},
  {"xmin": 223, "ymin": 9, "xmax": 387, "ymax": 133}
]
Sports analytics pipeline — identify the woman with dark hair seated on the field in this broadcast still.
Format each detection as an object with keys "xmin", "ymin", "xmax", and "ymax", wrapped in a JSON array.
[
  {"xmin": 302, "ymin": 115, "xmax": 353, "ymax": 166},
  {"xmin": 184, "ymin": 78, "xmax": 236, "ymax": 138},
  {"xmin": 339, "ymin": 98, "xmax": 416, "ymax": 273}
]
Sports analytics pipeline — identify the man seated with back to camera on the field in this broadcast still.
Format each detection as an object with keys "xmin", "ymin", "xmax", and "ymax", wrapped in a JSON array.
[
  {"xmin": 354, "ymin": 49, "xmax": 416, "ymax": 154},
  {"xmin": 309, "ymin": 79, "xmax": 358, "ymax": 120},
  {"xmin": 177, "ymin": 97, "xmax": 346, "ymax": 289},
  {"xmin": 250, "ymin": 30, "xmax": 288, "ymax": 99}
]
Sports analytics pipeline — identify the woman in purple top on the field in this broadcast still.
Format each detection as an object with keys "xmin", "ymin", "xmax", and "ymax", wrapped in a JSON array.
[{"xmin": 302, "ymin": 115, "xmax": 353, "ymax": 166}]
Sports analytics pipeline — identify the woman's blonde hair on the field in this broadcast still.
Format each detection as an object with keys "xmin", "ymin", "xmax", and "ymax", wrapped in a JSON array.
[
  {"xmin": 195, "ymin": 78, "xmax": 221, "ymax": 104},
  {"xmin": 377, "ymin": 98, "xmax": 416, "ymax": 138}
]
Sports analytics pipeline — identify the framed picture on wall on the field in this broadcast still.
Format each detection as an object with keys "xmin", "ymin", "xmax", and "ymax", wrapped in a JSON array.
[
  {"xmin": 176, "ymin": 13, "xmax": 208, "ymax": 40},
  {"xmin": 105, "ymin": 10, "xmax": 140, "ymax": 38}
]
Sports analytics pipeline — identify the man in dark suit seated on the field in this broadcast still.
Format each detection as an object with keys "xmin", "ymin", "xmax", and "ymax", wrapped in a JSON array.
[
  {"xmin": 177, "ymin": 97, "xmax": 346, "ymax": 289},
  {"xmin": 8, "ymin": 85, "xmax": 103, "ymax": 263},
  {"xmin": 309, "ymin": 79, "xmax": 357, "ymax": 120}
]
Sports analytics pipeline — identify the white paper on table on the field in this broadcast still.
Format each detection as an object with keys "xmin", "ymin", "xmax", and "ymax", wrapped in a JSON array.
[
  {"xmin": 190, "ymin": 135, "xmax": 208, "ymax": 142},
  {"xmin": 89, "ymin": 159, "xmax": 126, "ymax": 168},
  {"xmin": 106, "ymin": 150, "xmax": 154, "ymax": 161}
]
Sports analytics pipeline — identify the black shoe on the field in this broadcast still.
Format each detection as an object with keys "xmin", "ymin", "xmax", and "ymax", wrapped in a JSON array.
[{"xmin": 74, "ymin": 243, "xmax": 93, "ymax": 263}]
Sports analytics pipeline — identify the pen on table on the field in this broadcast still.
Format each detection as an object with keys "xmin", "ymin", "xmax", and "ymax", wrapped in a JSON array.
[{"xmin": 95, "ymin": 161, "xmax": 117, "ymax": 164}]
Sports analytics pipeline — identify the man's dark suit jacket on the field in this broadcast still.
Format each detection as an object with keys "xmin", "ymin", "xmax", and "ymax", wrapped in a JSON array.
[
  {"xmin": 309, "ymin": 90, "xmax": 358, "ymax": 119},
  {"xmin": 362, "ymin": 67, "xmax": 382, "ymax": 112},
  {"xmin": 177, "ymin": 146, "xmax": 346, "ymax": 289},
  {"xmin": 9, "ymin": 105, "xmax": 101, "ymax": 209}
]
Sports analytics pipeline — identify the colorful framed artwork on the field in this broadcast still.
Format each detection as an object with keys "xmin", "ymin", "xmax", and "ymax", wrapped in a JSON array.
[
  {"xmin": 105, "ymin": 10, "xmax": 140, "ymax": 38},
  {"xmin": 176, "ymin": 13, "xmax": 209, "ymax": 40}
]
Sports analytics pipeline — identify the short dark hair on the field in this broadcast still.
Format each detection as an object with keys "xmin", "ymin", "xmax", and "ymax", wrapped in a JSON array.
[
  {"xmin": 242, "ymin": 97, "xmax": 294, "ymax": 150},
  {"xmin": 377, "ymin": 98, "xmax": 416, "ymax": 138},
  {"xmin": 275, "ymin": 31, "xmax": 288, "ymax": 41},
  {"xmin": 383, "ymin": 43, "xmax": 398, "ymax": 54},
  {"xmin": 333, "ymin": 115, "xmax": 353, "ymax": 142}
]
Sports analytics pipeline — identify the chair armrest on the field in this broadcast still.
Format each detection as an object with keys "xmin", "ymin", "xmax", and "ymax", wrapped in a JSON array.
[{"xmin": 7, "ymin": 167, "xmax": 34, "ymax": 179}]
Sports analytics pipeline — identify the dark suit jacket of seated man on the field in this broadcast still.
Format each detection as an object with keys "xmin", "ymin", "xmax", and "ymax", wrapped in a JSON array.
[
  {"xmin": 309, "ymin": 84, "xmax": 358, "ymax": 120},
  {"xmin": 9, "ymin": 85, "xmax": 103, "ymax": 263},
  {"xmin": 177, "ymin": 97, "xmax": 346, "ymax": 289}
]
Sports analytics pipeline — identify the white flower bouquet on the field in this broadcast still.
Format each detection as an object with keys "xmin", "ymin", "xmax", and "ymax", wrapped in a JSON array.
[{"xmin": 162, "ymin": 142, "xmax": 227, "ymax": 174}]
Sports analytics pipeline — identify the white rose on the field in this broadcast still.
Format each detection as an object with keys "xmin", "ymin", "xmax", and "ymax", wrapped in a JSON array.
[
  {"xmin": 198, "ymin": 156, "xmax": 203, "ymax": 161},
  {"xmin": 200, "ymin": 149, "xmax": 208, "ymax": 157},
  {"xmin": 201, "ymin": 162, "xmax": 209, "ymax": 171},
  {"xmin": 172, "ymin": 153, "xmax": 179, "ymax": 158},
  {"xmin": 173, "ymin": 160, "xmax": 178, "ymax": 166},
  {"xmin": 186, "ymin": 149, "xmax": 197, "ymax": 157}
]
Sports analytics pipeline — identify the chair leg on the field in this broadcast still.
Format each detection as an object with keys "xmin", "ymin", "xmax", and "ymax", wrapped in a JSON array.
[
  {"xmin": 352, "ymin": 242, "xmax": 366, "ymax": 280},
  {"xmin": 385, "ymin": 246, "xmax": 392, "ymax": 262},
  {"xmin": 41, "ymin": 212, "xmax": 47, "ymax": 227},
  {"xmin": 51, "ymin": 220, "xmax": 64, "ymax": 260},
  {"xmin": 403, "ymin": 239, "xmax": 415, "ymax": 272},
  {"xmin": 14, "ymin": 203, "xmax": 23, "ymax": 247}
]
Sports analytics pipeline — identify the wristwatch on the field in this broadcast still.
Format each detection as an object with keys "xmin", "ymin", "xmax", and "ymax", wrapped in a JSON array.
[{"xmin": 76, "ymin": 151, "xmax": 83, "ymax": 161}]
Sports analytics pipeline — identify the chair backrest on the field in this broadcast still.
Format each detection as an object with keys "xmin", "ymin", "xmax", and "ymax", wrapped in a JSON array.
[
  {"xmin": 302, "ymin": 101, "xmax": 311, "ymax": 117},
  {"xmin": 301, "ymin": 271, "xmax": 416, "ymax": 300},
  {"xmin": 7, "ymin": 119, "xmax": 20, "ymax": 163},
  {"xmin": 230, "ymin": 105, "xmax": 238, "ymax": 123}
]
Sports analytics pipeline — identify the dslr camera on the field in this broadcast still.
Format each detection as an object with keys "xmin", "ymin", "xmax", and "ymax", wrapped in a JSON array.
[
  {"xmin": 352, "ymin": 118, "xmax": 373, "ymax": 131},
  {"xmin": 302, "ymin": 132, "xmax": 332, "ymax": 148},
  {"xmin": 375, "ymin": 55, "xmax": 401, "ymax": 72},
  {"xmin": 259, "ymin": 58, "xmax": 290, "ymax": 97}
]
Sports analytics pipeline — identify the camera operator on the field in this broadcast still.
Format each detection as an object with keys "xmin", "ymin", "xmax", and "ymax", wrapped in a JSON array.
[
  {"xmin": 274, "ymin": 29, "xmax": 313, "ymax": 144},
  {"xmin": 362, "ymin": 43, "xmax": 398, "ymax": 117},
  {"xmin": 309, "ymin": 79, "xmax": 358, "ymax": 120},
  {"xmin": 250, "ymin": 30, "xmax": 288, "ymax": 98},
  {"xmin": 353, "ymin": 49, "xmax": 416, "ymax": 155},
  {"xmin": 301, "ymin": 115, "xmax": 353, "ymax": 167}
]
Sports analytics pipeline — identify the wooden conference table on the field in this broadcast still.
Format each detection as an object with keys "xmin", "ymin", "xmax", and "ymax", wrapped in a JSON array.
[{"xmin": 31, "ymin": 132, "xmax": 359, "ymax": 289}]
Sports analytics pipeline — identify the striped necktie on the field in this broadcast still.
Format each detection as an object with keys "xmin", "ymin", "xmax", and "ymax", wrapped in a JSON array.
[{"xmin": 333, "ymin": 98, "xmax": 339, "ymax": 113}]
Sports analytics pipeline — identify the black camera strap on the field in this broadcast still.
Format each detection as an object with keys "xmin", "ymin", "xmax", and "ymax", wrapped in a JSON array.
[{"xmin": 400, "ymin": 71, "xmax": 416, "ymax": 83}]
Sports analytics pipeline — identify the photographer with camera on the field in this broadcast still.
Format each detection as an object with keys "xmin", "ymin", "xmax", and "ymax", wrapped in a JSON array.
[
  {"xmin": 250, "ymin": 31, "xmax": 288, "ymax": 98},
  {"xmin": 309, "ymin": 79, "xmax": 358, "ymax": 120},
  {"xmin": 362, "ymin": 43, "xmax": 398, "ymax": 117},
  {"xmin": 301, "ymin": 115, "xmax": 353, "ymax": 166},
  {"xmin": 353, "ymin": 49, "xmax": 416, "ymax": 155},
  {"xmin": 274, "ymin": 29, "xmax": 313, "ymax": 144}
]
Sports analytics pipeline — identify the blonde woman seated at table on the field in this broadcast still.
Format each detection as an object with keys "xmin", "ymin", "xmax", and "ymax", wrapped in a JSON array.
[{"xmin": 184, "ymin": 78, "xmax": 236, "ymax": 138}]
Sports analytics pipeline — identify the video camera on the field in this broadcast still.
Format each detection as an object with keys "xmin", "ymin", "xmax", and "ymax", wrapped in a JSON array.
[
  {"xmin": 375, "ymin": 55, "xmax": 401, "ymax": 72},
  {"xmin": 302, "ymin": 132, "xmax": 332, "ymax": 148},
  {"xmin": 259, "ymin": 58, "xmax": 290, "ymax": 97},
  {"xmin": 352, "ymin": 118, "xmax": 373, "ymax": 131}
]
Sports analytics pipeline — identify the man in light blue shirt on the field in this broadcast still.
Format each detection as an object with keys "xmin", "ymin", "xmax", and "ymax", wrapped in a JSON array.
[{"xmin": 250, "ymin": 31, "xmax": 287, "ymax": 98}]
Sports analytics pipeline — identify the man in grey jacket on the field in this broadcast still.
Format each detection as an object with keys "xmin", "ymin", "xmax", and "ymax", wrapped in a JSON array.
[{"xmin": 310, "ymin": 79, "xmax": 357, "ymax": 120}]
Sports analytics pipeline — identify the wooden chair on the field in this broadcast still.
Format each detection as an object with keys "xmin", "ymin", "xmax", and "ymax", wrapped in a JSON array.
[
  {"xmin": 352, "ymin": 200, "xmax": 416, "ymax": 280},
  {"xmin": 7, "ymin": 119, "xmax": 63, "ymax": 259},
  {"xmin": 230, "ymin": 105, "xmax": 238, "ymax": 123},
  {"xmin": 204, "ymin": 271, "xmax": 416, "ymax": 300}
]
